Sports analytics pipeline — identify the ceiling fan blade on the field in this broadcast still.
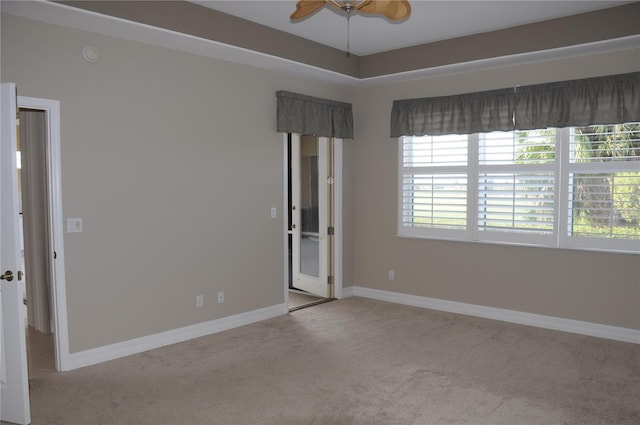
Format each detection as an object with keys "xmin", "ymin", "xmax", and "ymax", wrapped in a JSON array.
[
  {"xmin": 290, "ymin": 0, "xmax": 327, "ymax": 20},
  {"xmin": 358, "ymin": 0, "xmax": 411, "ymax": 21}
]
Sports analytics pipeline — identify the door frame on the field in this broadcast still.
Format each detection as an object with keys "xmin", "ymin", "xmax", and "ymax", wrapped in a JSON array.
[
  {"xmin": 283, "ymin": 134, "xmax": 343, "ymax": 306},
  {"xmin": 17, "ymin": 95, "xmax": 69, "ymax": 372}
]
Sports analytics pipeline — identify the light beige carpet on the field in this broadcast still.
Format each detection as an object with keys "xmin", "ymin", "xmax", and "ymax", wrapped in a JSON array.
[
  {"xmin": 288, "ymin": 290, "xmax": 326, "ymax": 309},
  {"xmin": 25, "ymin": 297, "xmax": 640, "ymax": 424},
  {"xmin": 26, "ymin": 327, "xmax": 56, "ymax": 380}
]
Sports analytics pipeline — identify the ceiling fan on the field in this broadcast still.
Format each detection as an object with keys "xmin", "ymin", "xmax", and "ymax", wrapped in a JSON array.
[{"xmin": 290, "ymin": 0, "xmax": 412, "ymax": 21}]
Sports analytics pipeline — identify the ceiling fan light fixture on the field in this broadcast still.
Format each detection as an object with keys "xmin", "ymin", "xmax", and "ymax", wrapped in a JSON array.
[
  {"xmin": 327, "ymin": 0, "xmax": 372, "ymax": 14},
  {"xmin": 290, "ymin": 0, "xmax": 411, "ymax": 21},
  {"xmin": 289, "ymin": 0, "xmax": 412, "ymax": 56}
]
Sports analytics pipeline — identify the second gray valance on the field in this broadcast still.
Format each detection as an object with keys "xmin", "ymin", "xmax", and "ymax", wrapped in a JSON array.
[
  {"xmin": 390, "ymin": 72, "xmax": 640, "ymax": 137},
  {"xmin": 515, "ymin": 72, "xmax": 639, "ymax": 130},
  {"xmin": 276, "ymin": 90, "xmax": 353, "ymax": 139}
]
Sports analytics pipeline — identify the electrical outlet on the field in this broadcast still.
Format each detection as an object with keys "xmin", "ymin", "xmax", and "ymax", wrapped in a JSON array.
[
  {"xmin": 388, "ymin": 270, "xmax": 395, "ymax": 280},
  {"xmin": 196, "ymin": 295, "xmax": 204, "ymax": 308},
  {"xmin": 218, "ymin": 291, "xmax": 224, "ymax": 303}
]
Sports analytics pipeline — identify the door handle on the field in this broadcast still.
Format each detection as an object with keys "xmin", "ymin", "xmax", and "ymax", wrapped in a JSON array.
[{"xmin": 0, "ymin": 270, "xmax": 14, "ymax": 281}]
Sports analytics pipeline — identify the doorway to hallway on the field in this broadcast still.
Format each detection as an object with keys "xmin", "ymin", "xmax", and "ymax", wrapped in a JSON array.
[
  {"xmin": 18, "ymin": 107, "xmax": 57, "ymax": 380},
  {"xmin": 16, "ymin": 94, "xmax": 68, "ymax": 375}
]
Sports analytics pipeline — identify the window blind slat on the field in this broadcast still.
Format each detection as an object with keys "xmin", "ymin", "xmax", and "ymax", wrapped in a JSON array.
[
  {"xmin": 568, "ymin": 171, "xmax": 640, "ymax": 240},
  {"xmin": 477, "ymin": 172, "xmax": 555, "ymax": 235},
  {"xmin": 402, "ymin": 171, "xmax": 467, "ymax": 230}
]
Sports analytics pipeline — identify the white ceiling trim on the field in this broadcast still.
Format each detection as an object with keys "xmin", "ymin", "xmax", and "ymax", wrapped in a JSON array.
[
  {"xmin": 359, "ymin": 34, "xmax": 640, "ymax": 87},
  {"xmin": 3, "ymin": 0, "xmax": 638, "ymax": 87}
]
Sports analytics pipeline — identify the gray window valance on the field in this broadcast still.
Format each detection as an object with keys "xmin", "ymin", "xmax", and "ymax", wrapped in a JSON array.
[
  {"xmin": 276, "ymin": 90, "xmax": 353, "ymax": 139},
  {"xmin": 390, "ymin": 88, "xmax": 515, "ymax": 137},
  {"xmin": 390, "ymin": 72, "xmax": 640, "ymax": 137},
  {"xmin": 515, "ymin": 72, "xmax": 640, "ymax": 130}
]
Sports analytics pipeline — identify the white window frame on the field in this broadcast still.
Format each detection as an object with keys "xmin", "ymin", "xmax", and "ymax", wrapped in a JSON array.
[{"xmin": 398, "ymin": 126, "xmax": 640, "ymax": 254}]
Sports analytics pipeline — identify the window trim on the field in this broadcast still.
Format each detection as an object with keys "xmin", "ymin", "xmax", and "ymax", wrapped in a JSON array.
[{"xmin": 398, "ymin": 126, "xmax": 640, "ymax": 254}]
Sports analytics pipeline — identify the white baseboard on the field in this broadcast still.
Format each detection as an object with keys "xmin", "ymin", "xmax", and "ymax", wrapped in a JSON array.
[
  {"xmin": 61, "ymin": 288, "xmax": 638, "ymax": 371},
  {"xmin": 349, "ymin": 286, "xmax": 639, "ymax": 344},
  {"xmin": 62, "ymin": 303, "xmax": 288, "ymax": 371},
  {"xmin": 341, "ymin": 286, "xmax": 355, "ymax": 298}
]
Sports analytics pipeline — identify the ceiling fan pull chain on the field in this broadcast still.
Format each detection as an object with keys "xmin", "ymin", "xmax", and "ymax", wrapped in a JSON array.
[{"xmin": 346, "ymin": 9, "xmax": 351, "ymax": 57}]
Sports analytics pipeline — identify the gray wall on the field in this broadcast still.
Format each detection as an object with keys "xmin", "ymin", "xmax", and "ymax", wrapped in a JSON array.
[
  {"xmin": 2, "ymin": 9, "xmax": 638, "ymax": 360},
  {"xmin": 352, "ymin": 49, "xmax": 640, "ymax": 330},
  {"xmin": 1, "ymin": 14, "xmax": 354, "ymax": 352}
]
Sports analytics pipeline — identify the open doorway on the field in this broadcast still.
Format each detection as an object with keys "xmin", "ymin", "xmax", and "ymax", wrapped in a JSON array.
[
  {"xmin": 285, "ymin": 134, "xmax": 342, "ymax": 311},
  {"xmin": 15, "ymin": 95, "xmax": 68, "ymax": 376},
  {"xmin": 18, "ymin": 107, "xmax": 56, "ymax": 379}
]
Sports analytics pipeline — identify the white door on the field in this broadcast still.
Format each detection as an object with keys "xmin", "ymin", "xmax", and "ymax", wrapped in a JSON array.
[
  {"xmin": 1, "ymin": 83, "xmax": 31, "ymax": 424},
  {"xmin": 291, "ymin": 134, "xmax": 328, "ymax": 297}
]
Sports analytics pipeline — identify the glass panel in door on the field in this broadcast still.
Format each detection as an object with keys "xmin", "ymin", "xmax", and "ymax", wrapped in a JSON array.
[
  {"xmin": 290, "ymin": 134, "xmax": 327, "ymax": 297},
  {"xmin": 300, "ymin": 137, "xmax": 319, "ymax": 277}
]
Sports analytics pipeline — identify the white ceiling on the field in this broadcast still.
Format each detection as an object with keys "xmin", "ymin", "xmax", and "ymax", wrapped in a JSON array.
[{"xmin": 190, "ymin": 1, "xmax": 631, "ymax": 56}]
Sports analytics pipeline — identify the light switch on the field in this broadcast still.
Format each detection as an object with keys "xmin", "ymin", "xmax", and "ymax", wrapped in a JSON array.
[
  {"xmin": 271, "ymin": 207, "xmax": 277, "ymax": 219},
  {"xmin": 67, "ymin": 218, "xmax": 82, "ymax": 233}
]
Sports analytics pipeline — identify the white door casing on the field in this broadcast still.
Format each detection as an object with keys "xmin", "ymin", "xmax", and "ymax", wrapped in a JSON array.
[{"xmin": 1, "ymin": 82, "xmax": 31, "ymax": 425}]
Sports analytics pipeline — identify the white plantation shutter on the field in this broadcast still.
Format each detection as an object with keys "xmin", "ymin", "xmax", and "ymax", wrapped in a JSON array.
[
  {"xmin": 402, "ymin": 174, "xmax": 467, "ymax": 230},
  {"xmin": 565, "ymin": 123, "xmax": 640, "ymax": 251},
  {"xmin": 479, "ymin": 130, "xmax": 556, "ymax": 165},
  {"xmin": 403, "ymin": 134, "xmax": 467, "ymax": 166},
  {"xmin": 400, "ymin": 124, "xmax": 639, "ymax": 252},
  {"xmin": 475, "ymin": 130, "xmax": 557, "ymax": 245},
  {"xmin": 400, "ymin": 135, "xmax": 468, "ymax": 238},
  {"xmin": 477, "ymin": 172, "xmax": 555, "ymax": 235},
  {"xmin": 568, "ymin": 173, "xmax": 640, "ymax": 240},
  {"xmin": 569, "ymin": 124, "xmax": 640, "ymax": 163}
]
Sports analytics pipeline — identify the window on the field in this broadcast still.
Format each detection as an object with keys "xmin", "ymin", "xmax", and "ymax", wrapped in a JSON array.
[{"xmin": 399, "ymin": 122, "xmax": 640, "ymax": 253}]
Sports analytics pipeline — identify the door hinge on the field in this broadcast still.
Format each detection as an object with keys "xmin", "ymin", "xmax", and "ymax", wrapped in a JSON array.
[
  {"xmin": 328, "ymin": 275, "xmax": 334, "ymax": 285},
  {"xmin": 327, "ymin": 176, "xmax": 334, "ymax": 185},
  {"xmin": 328, "ymin": 226, "xmax": 334, "ymax": 235}
]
